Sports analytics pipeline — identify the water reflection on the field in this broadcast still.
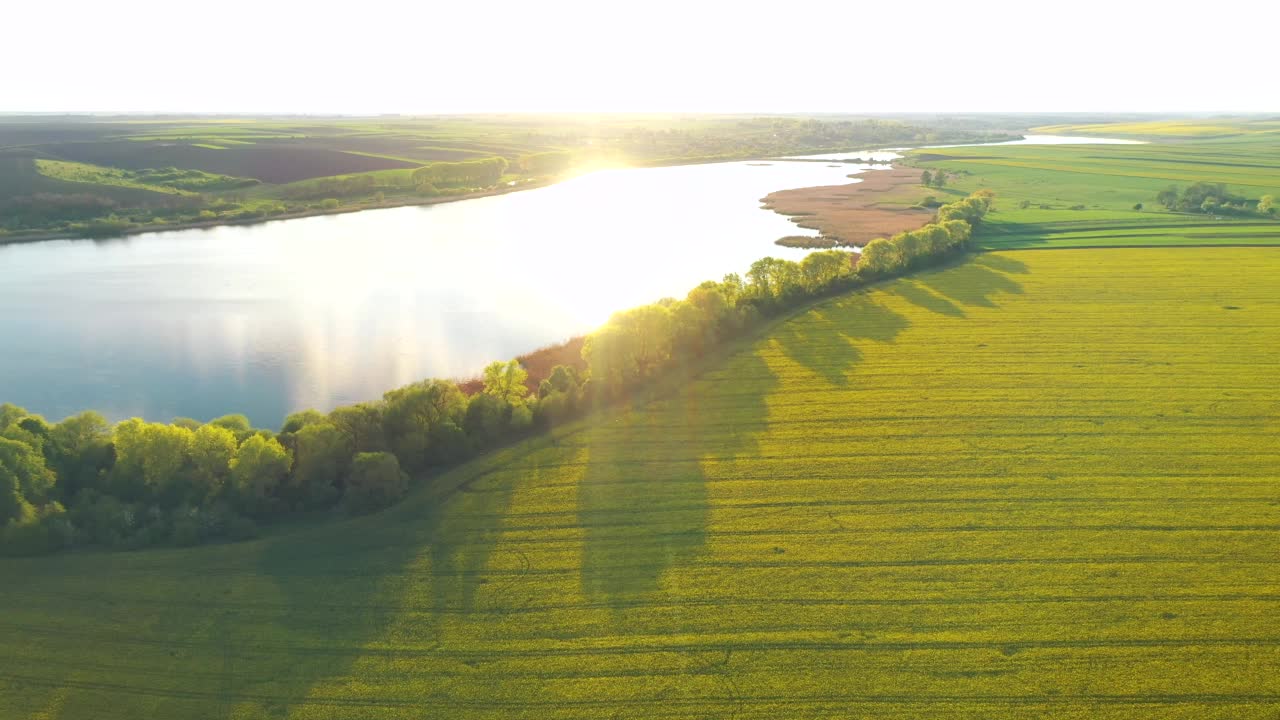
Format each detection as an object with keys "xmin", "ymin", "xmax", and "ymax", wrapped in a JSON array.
[{"xmin": 0, "ymin": 160, "xmax": 870, "ymax": 426}]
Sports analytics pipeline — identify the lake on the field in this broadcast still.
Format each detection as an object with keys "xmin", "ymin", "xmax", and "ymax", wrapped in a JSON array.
[
  {"xmin": 782, "ymin": 134, "xmax": 1146, "ymax": 161},
  {"xmin": 0, "ymin": 159, "xmax": 873, "ymax": 426}
]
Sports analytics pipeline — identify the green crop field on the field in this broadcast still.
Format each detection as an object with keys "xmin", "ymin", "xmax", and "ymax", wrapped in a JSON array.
[
  {"xmin": 4, "ymin": 248, "xmax": 1279, "ymax": 719},
  {"xmin": 1033, "ymin": 118, "xmax": 1280, "ymax": 139},
  {"xmin": 911, "ymin": 132, "xmax": 1280, "ymax": 250}
]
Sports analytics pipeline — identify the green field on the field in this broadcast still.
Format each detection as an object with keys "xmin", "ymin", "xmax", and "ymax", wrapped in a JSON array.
[
  {"xmin": 911, "ymin": 133, "xmax": 1280, "ymax": 249},
  {"xmin": 4, "ymin": 248, "xmax": 1279, "ymax": 719}
]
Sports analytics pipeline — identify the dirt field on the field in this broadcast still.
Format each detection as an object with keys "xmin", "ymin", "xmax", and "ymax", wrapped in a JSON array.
[{"xmin": 761, "ymin": 166, "xmax": 934, "ymax": 245}]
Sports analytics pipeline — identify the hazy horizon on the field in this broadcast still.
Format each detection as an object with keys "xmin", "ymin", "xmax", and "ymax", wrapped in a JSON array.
[{"xmin": 7, "ymin": 0, "xmax": 1275, "ymax": 115}]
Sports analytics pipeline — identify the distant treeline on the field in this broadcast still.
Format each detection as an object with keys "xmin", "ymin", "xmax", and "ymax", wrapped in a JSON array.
[
  {"xmin": 412, "ymin": 157, "xmax": 509, "ymax": 192},
  {"xmin": 518, "ymin": 151, "xmax": 575, "ymax": 175},
  {"xmin": 283, "ymin": 174, "xmax": 378, "ymax": 200},
  {"xmin": 613, "ymin": 117, "xmax": 1018, "ymax": 163},
  {"xmin": 1156, "ymin": 183, "xmax": 1274, "ymax": 216},
  {"xmin": 409, "ymin": 153, "xmax": 579, "ymax": 195},
  {"xmin": 0, "ymin": 192, "xmax": 992, "ymax": 556}
]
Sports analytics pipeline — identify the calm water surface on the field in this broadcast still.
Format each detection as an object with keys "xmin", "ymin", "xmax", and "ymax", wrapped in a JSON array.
[{"xmin": 0, "ymin": 160, "xmax": 875, "ymax": 426}]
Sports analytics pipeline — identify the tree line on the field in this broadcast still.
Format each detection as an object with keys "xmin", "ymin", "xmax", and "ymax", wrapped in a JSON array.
[
  {"xmin": 412, "ymin": 157, "xmax": 509, "ymax": 193},
  {"xmin": 0, "ymin": 192, "xmax": 993, "ymax": 556},
  {"xmin": 581, "ymin": 191, "xmax": 992, "ymax": 398},
  {"xmin": 1156, "ymin": 182, "xmax": 1275, "ymax": 216}
]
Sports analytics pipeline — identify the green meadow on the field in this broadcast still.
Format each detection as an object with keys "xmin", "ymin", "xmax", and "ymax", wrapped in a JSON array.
[{"xmin": 4, "ymin": 248, "xmax": 1279, "ymax": 719}]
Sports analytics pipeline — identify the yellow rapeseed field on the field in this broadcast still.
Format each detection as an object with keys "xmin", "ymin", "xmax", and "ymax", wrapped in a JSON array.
[{"xmin": 3, "ymin": 248, "xmax": 1278, "ymax": 719}]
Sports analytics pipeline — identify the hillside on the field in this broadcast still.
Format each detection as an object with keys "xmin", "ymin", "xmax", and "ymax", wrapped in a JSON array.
[{"xmin": 4, "ymin": 248, "xmax": 1278, "ymax": 719}]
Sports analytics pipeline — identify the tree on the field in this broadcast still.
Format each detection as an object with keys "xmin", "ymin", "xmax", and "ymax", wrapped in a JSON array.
[
  {"xmin": 518, "ymin": 151, "xmax": 574, "ymax": 175},
  {"xmin": 47, "ymin": 411, "xmax": 112, "ymax": 500},
  {"xmin": 464, "ymin": 393, "xmax": 512, "ymax": 448},
  {"xmin": 483, "ymin": 360, "xmax": 530, "ymax": 407},
  {"xmin": 1133, "ymin": 202, "xmax": 1144, "ymax": 211},
  {"xmin": 1260, "ymin": 195, "xmax": 1274, "ymax": 215},
  {"xmin": 920, "ymin": 170, "xmax": 932, "ymax": 187},
  {"xmin": 2, "ymin": 415, "xmax": 49, "ymax": 457},
  {"xmin": 289, "ymin": 422, "xmax": 352, "ymax": 509},
  {"xmin": 581, "ymin": 325, "xmax": 634, "ymax": 392},
  {"xmin": 932, "ymin": 171, "xmax": 946, "ymax": 189},
  {"xmin": 582, "ymin": 303, "xmax": 676, "ymax": 392},
  {"xmin": 858, "ymin": 238, "xmax": 904, "ymax": 276},
  {"xmin": 189, "ymin": 424, "xmax": 237, "ymax": 502},
  {"xmin": 0, "ymin": 404, "xmax": 29, "ymax": 430},
  {"xmin": 893, "ymin": 230, "xmax": 924, "ymax": 266},
  {"xmin": 918, "ymin": 224, "xmax": 952, "ymax": 255},
  {"xmin": 109, "ymin": 420, "xmax": 194, "ymax": 503},
  {"xmin": 1156, "ymin": 186, "xmax": 1180, "ymax": 209},
  {"xmin": 230, "ymin": 435, "xmax": 291, "ymax": 517},
  {"xmin": 543, "ymin": 365, "xmax": 580, "ymax": 397},
  {"xmin": 0, "ymin": 437, "xmax": 56, "ymax": 524},
  {"xmin": 280, "ymin": 409, "xmax": 326, "ymax": 434},
  {"xmin": 800, "ymin": 250, "xmax": 849, "ymax": 292},
  {"xmin": 209, "ymin": 414, "xmax": 254, "ymax": 442},
  {"xmin": 329, "ymin": 402, "xmax": 387, "ymax": 454},
  {"xmin": 941, "ymin": 219, "xmax": 972, "ymax": 248},
  {"xmin": 619, "ymin": 304, "xmax": 676, "ymax": 375},
  {"xmin": 412, "ymin": 157, "xmax": 509, "ymax": 189},
  {"xmin": 344, "ymin": 452, "xmax": 408, "ymax": 515},
  {"xmin": 382, "ymin": 380, "xmax": 467, "ymax": 472}
]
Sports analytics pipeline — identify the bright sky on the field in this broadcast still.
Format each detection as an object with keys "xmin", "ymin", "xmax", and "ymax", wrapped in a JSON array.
[{"xmin": 5, "ymin": 0, "xmax": 1274, "ymax": 114}]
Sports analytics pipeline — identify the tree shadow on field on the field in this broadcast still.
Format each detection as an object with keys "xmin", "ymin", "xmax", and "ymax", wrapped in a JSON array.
[
  {"xmin": 976, "ymin": 253, "xmax": 1031, "ymax": 275},
  {"xmin": 916, "ymin": 254, "xmax": 1026, "ymax": 309},
  {"xmin": 578, "ymin": 350, "xmax": 773, "ymax": 613},
  {"xmin": 425, "ymin": 464, "xmax": 523, "ymax": 623},
  {"xmin": 240, "ymin": 490, "xmax": 450, "ymax": 717},
  {"xmin": 771, "ymin": 293, "xmax": 911, "ymax": 387},
  {"xmin": 885, "ymin": 279, "xmax": 968, "ymax": 318},
  {"xmin": 972, "ymin": 221, "xmax": 1056, "ymax": 249},
  {"xmin": 239, "ymin": 448, "xmax": 533, "ymax": 717}
]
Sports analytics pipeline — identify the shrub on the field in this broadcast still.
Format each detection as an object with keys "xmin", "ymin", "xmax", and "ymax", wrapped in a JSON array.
[{"xmin": 345, "ymin": 452, "xmax": 408, "ymax": 515}]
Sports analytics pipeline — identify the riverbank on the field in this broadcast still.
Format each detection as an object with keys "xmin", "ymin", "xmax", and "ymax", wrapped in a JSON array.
[{"xmin": 760, "ymin": 165, "xmax": 934, "ymax": 246}]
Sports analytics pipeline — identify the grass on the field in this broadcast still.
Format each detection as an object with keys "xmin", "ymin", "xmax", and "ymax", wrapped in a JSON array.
[{"xmin": 3, "ymin": 248, "xmax": 1279, "ymax": 718}]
